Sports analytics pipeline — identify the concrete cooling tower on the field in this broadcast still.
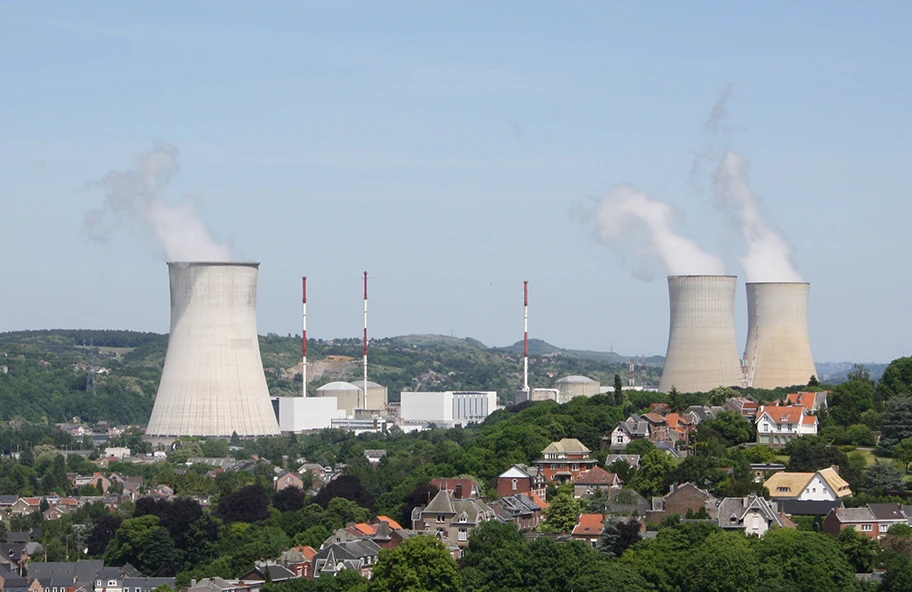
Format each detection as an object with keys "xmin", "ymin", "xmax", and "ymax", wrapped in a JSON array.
[
  {"xmin": 743, "ymin": 282, "xmax": 817, "ymax": 389},
  {"xmin": 146, "ymin": 262, "xmax": 280, "ymax": 439},
  {"xmin": 658, "ymin": 275, "xmax": 743, "ymax": 394}
]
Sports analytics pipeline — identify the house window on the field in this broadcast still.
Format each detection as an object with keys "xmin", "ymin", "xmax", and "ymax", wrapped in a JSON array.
[
  {"xmin": 616, "ymin": 434, "xmax": 624, "ymax": 443},
  {"xmin": 861, "ymin": 524, "xmax": 873, "ymax": 532},
  {"xmin": 458, "ymin": 529, "xmax": 468, "ymax": 541},
  {"xmin": 512, "ymin": 479, "xmax": 518, "ymax": 491},
  {"xmin": 437, "ymin": 515, "xmax": 445, "ymax": 523}
]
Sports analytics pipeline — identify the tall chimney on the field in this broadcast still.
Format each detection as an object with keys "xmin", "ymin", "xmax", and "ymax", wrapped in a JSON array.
[
  {"xmin": 362, "ymin": 271, "xmax": 368, "ymax": 410},
  {"xmin": 302, "ymin": 276, "xmax": 307, "ymax": 397},
  {"xmin": 523, "ymin": 280, "xmax": 529, "ymax": 394},
  {"xmin": 657, "ymin": 275, "xmax": 743, "ymax": 394}
]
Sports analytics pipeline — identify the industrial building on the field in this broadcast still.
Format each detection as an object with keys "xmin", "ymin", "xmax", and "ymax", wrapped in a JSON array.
[
  {"xmin": 351, "ymin": 379, "xmax": 388, "ymax": 411},
  {"xmin": 554, "ymin": 375, "xmax": 600, "ymax": 402},
  {"xmin": 145, "ymin": 262, "xmax": 280, "ymax": 439},
  {"xmin": 315, "ymin": 381, "xmax": 360, "ymax": 416},
  {"xmin": 515, "ymin": 388, "xmax": 560, "ymax": 405},
  {"xmin": 743, "ymin": 282, "xmax": 817, "ymax": 389},
  {"xmin": 400, "ymin": 391, "xmax": 498, "ymax": 428},
  {"xmin": 657, "ymin": 275, "xmax": 743, "ymax": 394},
  {"xmin": 273, "ymin": 396, "xmax": 345, "ymax": 432}
]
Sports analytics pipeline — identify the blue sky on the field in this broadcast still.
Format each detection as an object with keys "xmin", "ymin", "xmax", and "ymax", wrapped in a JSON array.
[{"xmin": 1, "ymin": 2, "xmax": 909, "ymax": 363}]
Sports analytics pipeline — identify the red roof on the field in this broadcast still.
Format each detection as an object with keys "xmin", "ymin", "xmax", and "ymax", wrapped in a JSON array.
[
  {"xmin": 531, "ymin": 493, "xmax": 549, "ymax": 509},
  {"xmin": 374, "ymin": 516, "xmax": 404, "ymax": 530},
  {"xmin": 759, "ymin": 405, "xmax": 805, "ymax": 424},
  {"xmin": 293, "ymin": 545, "xmax": 317, "ymax": 561},
  {"xmin": 643, "ymin": 412, "xmax": 667, "ymax": 424},
  {"xmin": 787, "ymin": 392, "xmax": 817, "ymax": 409},
  {"xmin": 572, "ymin": 514, "xmax": 607, "ymax": 536},
  {"xmin": 802, "ymin": 415, "xmax": 817, "ymax": 425},
  {"xmin": 575, "ymin": 466, "xmax": 621, "ymax": 487},
  {"xmin": 430, "ymin": 478, "xmax": 476, "ymax": 498},
  {"xmin": 666, "ymin": 413, "xmax": 685, "ymax": 429},
  {"xmin": 353, "ymin": 522, "xmax": 376, "ymax": 536}
]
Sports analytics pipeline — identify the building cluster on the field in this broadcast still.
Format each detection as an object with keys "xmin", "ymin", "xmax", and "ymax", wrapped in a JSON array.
[{"xmin": 0, "ymin": 558, "xmax": 174, "ymax": 592}]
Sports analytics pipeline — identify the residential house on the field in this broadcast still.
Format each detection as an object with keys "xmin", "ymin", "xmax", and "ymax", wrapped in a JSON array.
[
  {"xmin": 296, "ymin": 464, "xmax": 329, "ymax": 490},
  {"xmin": 108, "ymin": 474, "xmax": 144, "ymax": 502},
  {"xmin": 273, "ymin": 471, "xmax": 304, "ymax": 492},
  {"xmin": 363, "ymin": 450, "xmax": 386, "ymax": 466},
  {"xmin": 87, "ymin": 473, "xmax": 113, "ymax": 493},
  {"xmin": 867, "ymin": 504, "xmax": 909, "ymax": 536},
  {"xmin": 0, "ymin": 495, "xmax": 18, "ymax": 516},
  {"xmin": 642, "ymin": 413, "xmax": 669, "ymax": 442},
  {"xmin": 122, "ymin": 577, "xmax": 179, "ymax": 592},
  {"xmin": 604, "ymin": 455, "xmax": 641, "ymax": 470},
  {"xmin": 533, "ymin": 439, "xmax": 598, "ymax": 483},
  {"xmin": 601, "ymin": 488, "xmax": 650, "ymax": 517},
  {"xmin": 9, "ymin": 499, "xmax": 41, "ymax": 517},
  {"xmin": 786, "ymin": 391, "xmax": 828, "ymax": 413},
  {"xmin": 489, "ymin": 494, "xmax": 544, "ymax": 531},
  {"xmin": 237, "ymin": 565, "xmax": 297, "ymax": 586},
  {"xmin": 0, "ymin": 544, "xmax": 28, "ymax": 576},
  {"xmin": 496, "ymin": 465, "xmax": 546, "ymax": 499},
  {"xmin": 647, "ymin": 483, "xmax": 718, "ymax": 523},
  {"xmin": 722, "ymin": 396, "xmax": 759, "ymax": 419},
  {"xmin": 777, "ymin": 499, "xmax": 845, "ymax": 517},
  {"xmin": 278, "ymin": 546, "xmax": 317, "ymax": 579},
  {"xmin": 42, "ymin": 507, "xmax": 65, "ymax": 521},
  {"xmin": 824, "ymin": 507, "xmax": 881, "ymax": 539},
  {"xmin": 683, "ymin": 406, "xmax": 720, "ymax": 426},
  {"xmin": 755, "ymin": 405, "xmax": 818, "ymax": 446},
  {"xmin": 570, "ymin": 514, "xmax": 606, "ymax": 546},
  {"xmin": 429, "ymin": 478, "xmax": 480, "ymax": 500},
  {"xmin": 749, "ymin": 463, "xmax": 787, "ymax": 482},
  {"xmin": 369, "ymin": 516, "xmax": 404, "ymax": 531},
  {"xmin": 185, "ymin": 577, "xmax": 253, "ymax": 592},
  {"xmin": 716, "ymin": 494, "xmax": 794, "ymax": 537},
  {"xmin": 763, "ymin": 467, "xmax": 852, "ymax": 502},
  {"xmin": 312, "ymin": 540, "xmax": 381, "ymax": 580},
  {"xmin": 573, "ymin": 467, "xmax": 623, "ymax": 499},
  {"xmin": 411, "ymin": 490, "xmax": 495, "ymax": 556},
  {"xmin": 606, "ymin": 415, "xmax": 650, "ymax": 450}
]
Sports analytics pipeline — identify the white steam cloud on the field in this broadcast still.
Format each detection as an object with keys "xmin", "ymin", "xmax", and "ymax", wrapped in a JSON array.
[
  {"xmin": 713, "ymin": 150, "xmax": 803, "ymax": 282},
  {"xmin": 594, "ymin": 185, "xmax": 726, "ymax": 280},
  {"xmin": 85, "ymin": 146, "xmax": 233, "ymax": 262},
  {"xmin": 702, "ymin": 88, "xmax": 803, "ymax": 283}
]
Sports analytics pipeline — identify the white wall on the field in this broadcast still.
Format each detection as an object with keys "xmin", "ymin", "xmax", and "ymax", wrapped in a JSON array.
[
  {"xmin": 401, "ymin": 392, "xmax": 450, "ymax": 423},
  {"xmin": 452, "ymin": 391, "xmax": 497, "ymax": 422},
  {"xmin": 275, "ymin": 397, "xmax": 345, "ymax": 432},
  {"xmin": 797, "ymin": 474, "xmax": 837, "ymax": 501}
]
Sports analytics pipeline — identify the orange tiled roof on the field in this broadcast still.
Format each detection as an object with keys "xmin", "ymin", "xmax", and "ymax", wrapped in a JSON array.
[
  {"xmin": 572, "ymin": 513, "xmax": 606, "ymax": 536},
  {"xmin": 353, "ymin": 522, "xmax": 376, "ymax": 536},
  {"xmin": 643, "ymin": 412, "xmax": 667, "ymax": 424},
  {"xmin": 531, "ymin": 493, "xmax": 549, "ymax": 509},
  {"xmin": 758, "ymin": 405, "xmax": 805, "ymax": 424},
  {"xmin": 375, "ymin": 516, "xmax": 404, "ymax": 530},
  {"xmin": 787, "ymin": 392, "xmax": 817, "ymax": 409}
]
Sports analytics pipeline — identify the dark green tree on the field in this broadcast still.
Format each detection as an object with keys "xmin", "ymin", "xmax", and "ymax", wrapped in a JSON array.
[
  {"xmin": 837, "ymin": 526, "xmax": 878, "ymax": 573},
  {"xmin": 877, "ymin": 357, "xmax": 912, "ymax": 407},
  {"xmin": 878, "ymin": 396, "xmax": 912, "ymax": 455},
  {"xmin": 614, "ymin": 374, "xmax": 624, "ymax": 406},
  {"xmin": 368, "ymin": 536, "xmax": 460, "ymax": 592}
]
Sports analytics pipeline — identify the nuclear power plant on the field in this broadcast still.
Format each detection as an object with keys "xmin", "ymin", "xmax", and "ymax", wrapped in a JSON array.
[
  {"xmin": 145, "ymin": 262, "xmax": 280, "ymax": 439},
  {"xmin": 657, "ymin": 275, "xmax": 743, "ymax": 394},
  {"xmin": 743, "ymin": 282, "xmax": 817, "ymax": 389}
]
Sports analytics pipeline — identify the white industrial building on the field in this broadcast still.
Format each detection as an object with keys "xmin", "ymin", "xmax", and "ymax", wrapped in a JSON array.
[
  {"xmin": 514, "ymin": 388, "xmax": 560, "ymax": 405},
  {"xmin": 400, "ymin": 391, "xmax": 498, "ymax": 428},
  {"xmin": 351, "ymin": 379, "xmax": 388, "ymax": 411},
  {"xmin": 743, "ymin": 282, "xmax": 817, "ymax": 389},
  {"xmin": 315, "ymin": 381, "xmax": 360, "ymax": 416},
  {"xmin": 554, "ymin": 375, "xmax": 600, "ymax": 402},
  {"xmin": 146, "ymin": 262, "xmax": 280, "ymax": 439},
  {"xmin": 273, "ymin": 396, "xmax": 346, "ymax": 433},
  {"xmin": 658, "ymin": 275, "xmax": 744, "ymax": 394}
]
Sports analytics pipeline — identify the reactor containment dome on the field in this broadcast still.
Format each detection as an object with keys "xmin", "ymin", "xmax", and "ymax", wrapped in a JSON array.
[
  {"xmin": 658, "ymin": 275, "xmax": 743, "ymax": 394},
  {"xmin": 743, "ymin": 282, "xmax": 817, "ymax": 389},
  {"xmin": 145, "ymin": 262, "xmax": 280, "ymax": 439}
]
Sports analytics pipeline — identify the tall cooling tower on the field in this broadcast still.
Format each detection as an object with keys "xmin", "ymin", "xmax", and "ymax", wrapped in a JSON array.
[
  {"xmin": 146, "ymin": 262, "xmax": 280, "ymax": 438},
  {"xmin": 744, "ymin": 282, "xmax": 816, "ymax": 389},
  {"xmin": 658, "ymin": 275, "xmax": 743, "ymax": 394}
]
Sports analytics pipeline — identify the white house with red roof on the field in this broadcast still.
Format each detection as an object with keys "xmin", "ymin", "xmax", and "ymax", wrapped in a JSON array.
[
  {"xmin": 786, "ymin": 391, "xmax": 829, "ymax": 413},
  {"xmin": 755, "ymin": 404, "xmax": 817, "ymax": 446}
]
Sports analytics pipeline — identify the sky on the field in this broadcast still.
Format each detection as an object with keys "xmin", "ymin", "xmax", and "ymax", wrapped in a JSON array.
[{"xmin": 1, "ymin": 2, "xmax": 910, "ymax": 363}]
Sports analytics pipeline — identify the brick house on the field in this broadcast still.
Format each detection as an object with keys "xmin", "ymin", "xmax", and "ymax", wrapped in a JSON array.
[
  {"xmin": 647, "ymin": 483, "xmax": 717, "ymax": 523},
  {"xmin": 573, "ymin": 466, "xmax": 623, "ymax": 499},
  {"xmin": 824, "ymin": 507, "xmax": 880, "ymax": 539},
  {"xmin": 489, "ymin": 494, "xmax": 545, "ymax": 531},
  {"xmin": 533, "ymin": 439, "xmax": 598, "ymax": 483},
  {"xmin": 429, "ymin": 478, "xmax": 480, "ymax": 499},
  {"xmin": 274, "ymin": 471, "xmax": 304, "ymax": 492},
  {"xmin": 570, "ymin": 514, "xmax": 606, "ymax": 546},
  {"xmin": 497, "ymin": 465, "xmax": 546, "ymax": 499},
  {"xmin": 411, "ymin": 490, "xmax": 495, "ymax": 556}
]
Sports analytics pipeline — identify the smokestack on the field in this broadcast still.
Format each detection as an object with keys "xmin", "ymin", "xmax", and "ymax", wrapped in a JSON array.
[
  {"xmin": 302, "ymin": 276, "xmax": 307, "ymax": 397},
  {"xmin": 146, "ymin": 262, "xmax": 280, "ymax": 438},
  {"xmin": 523, "ymin": 280, "xmax": 529, "ymax": 394},
  {"xmin": 744, "ymin": 282, "xmax": 816, "ymax": 389},
  {"xmin": 362, "ymin": 271, "xmax": 368, "ymax": 410},
  {"xmin": 658, "ymin": 275, "xmax": 743, "ymax": 394}
]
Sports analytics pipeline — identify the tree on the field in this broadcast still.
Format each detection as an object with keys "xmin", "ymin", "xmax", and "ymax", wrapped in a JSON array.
[
  {"xmin": 808, "ymin": 375, "xmax": 820, "ymax": 387},
  {"xmin": 877, "ymin": 357, "xmax": 912, "ymax": 407},
  {"xmin": 313, "ymin": 475, "xmax": 375, "ymax": 511},
  {"xmin": 754, "ymin": 529, "xmax": 861, "ymax": 592},
  {"xmin": 599, "ymin": 518, "xmax": 642, "ymax": 558},
  {"xmin": 624, "ymin": 438, "xmax": 655, "ymax": 457},
  {"xmin": 879, "ymin": 396, "xmax": 912, "ymax": 455},
  {"xmin": 215, "ymin": 484, "xmax": 271, "ymax": 523},
  {"xmin": 629, "ymin": 449, "xmax": 675, "ymax": 498},
  {"xmin": 400, "ymin": 483, "xmax": 439, "ymax": 529},
  {"xmin": 865, "ymin": 461, "xmax": 904, "ymax": 493},
  {"xmin": 697, "ymin": 412, "xmax": 755, "ymax": 446},
  {"xmin": 837, "ymin": 526, "xmax": 878, "ymax": 573},
  {"xmin": 460, "ymin": 521, "xmax": 527, "ymax": 592},
  {"xmin": 880, "ymin": 552, "xmax": 912, "ymax": 592},
  {"xmin": 274, "ymin": 486, "xmax": 306, "ymax": 513},
  {"xmin": 368, "ymin": 536, "xmax": 460, "ymax": 592},
  {"xmin": 614, "ymin": 374, "xmax": 624, "ymax": 406},
  {"xmin": 104, "ymin": 515, "xmax": 179, "ymax": 576},
  {"xmin": 540, "ymin": 487, "xmax": 585, "ymax": 533},
  {"xmin": 86, "ymin": 514, "xmax": 123, "ymax": 556},
  {"xmin": 784, "ymin": 436, "xmax": 847, "ymax": 473},
  {"xmin": 685, "ymin": 531, "xmax": 758, "ymax": 592},
  {"xmin": 829, "ymin": 375, "xmax": 875, "ymax": 426}
]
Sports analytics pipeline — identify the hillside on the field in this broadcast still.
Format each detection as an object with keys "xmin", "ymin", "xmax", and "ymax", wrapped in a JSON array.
[
  {"xmin": 0, "ymin": 330, "xmax": 642, "ymax": 424},
  {"xmin": 494, "ymin": 338, "xmax": 665, "ymax": 365}
]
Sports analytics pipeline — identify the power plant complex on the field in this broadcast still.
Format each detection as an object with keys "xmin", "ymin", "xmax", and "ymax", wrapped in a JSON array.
[{"xmin": 145, "ymin": 262, "xmax": 280, "ymax": 439}]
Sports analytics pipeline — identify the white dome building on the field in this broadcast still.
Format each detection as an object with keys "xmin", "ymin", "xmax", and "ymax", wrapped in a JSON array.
[
  {"xmin": 351, "ymin": 380, "xmax": 388, "ymax": 411},
  {"xmin": 554, "ymin": 375, "xmax": 600, "ymax": 403},
  {"xmin": 315, "ymin": 381, "xmax": 360, "ymax": 416}
]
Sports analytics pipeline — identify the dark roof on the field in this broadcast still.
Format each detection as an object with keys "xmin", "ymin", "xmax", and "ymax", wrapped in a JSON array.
[
  {"xmin": 778, "ymin": 499, "xmax": 844, "ymax": 516},
  {"xmin": 123, "ymin": 577, "xmax": 178, "ymax": 589},
  {"xmin": 6, "ymin": 533, "xmax": 29, "ymax": 544},
  {"xmin": 867, "ymin": 503, "xmax": 908, "ymax": 521},
  {"xmin": 0, "ymin": 495, "xmax": 17, "ymax": 505},
  {"xmin": 239, "ymin": 565, "xmax": 297, "ymax": 582}
]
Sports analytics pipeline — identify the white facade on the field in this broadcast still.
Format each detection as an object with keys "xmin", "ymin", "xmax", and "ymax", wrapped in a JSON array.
[
  {"xmin": 315, "ymin": 382, "xmax": 360, "ymax": 416},
  {"xmin": 400, "ymin": 391, "xmax": 497, "ymax": 426},
  {"xmin": 554, "ymin": 376, "xmax": 600, "ymax": 402},
  {"xmin": 146, "ymin": 262, "xmax": 280, "ymax": 438},
  {"xmin": 744, "ymin": 282, "xmax": 817, "ymax": 389},
  {"xmin": 351, "ymin": 380, "xmax": 388, "ymax": 410},
  {"xmin": 796, "ymin": 473, "xmax": 838, "ymax": 501},
  {"xmin": 274, "ymin": 396, "xmax": 346, "ymax": 432},
  {"xmin": 658, "ymin": 275, "xmax": 744, "ymax": 394}
]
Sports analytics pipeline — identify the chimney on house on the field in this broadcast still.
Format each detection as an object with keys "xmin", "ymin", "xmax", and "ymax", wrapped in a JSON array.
[{"xmin": 455, "ymin": 483, "xmax": 464, "ymax": 499}]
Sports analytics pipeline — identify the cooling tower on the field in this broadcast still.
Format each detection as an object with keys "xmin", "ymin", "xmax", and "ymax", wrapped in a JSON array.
[
  {"xmin": 744, "ymin": 282, "xmax": 817, "ymax": 389},
  {"xmin": 146, "ymin": 262, "xmax": 280, "ymax": 438},
  {"xmin": 658, "ymin": 275, "xmax": 743, "ymax": 394}
]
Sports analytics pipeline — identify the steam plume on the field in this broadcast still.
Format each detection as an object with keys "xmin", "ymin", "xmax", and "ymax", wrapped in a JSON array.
[
  {"xmin": 712, "ymin": 150, "xmax": 803, "ymax": 282},
  {"xmin": 594, "ymin": 185, "xmax": 726, "ymax": 280},
  {"xmin": 85, "ymin": 146, "xmax": 232, "ymax": 261}
]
